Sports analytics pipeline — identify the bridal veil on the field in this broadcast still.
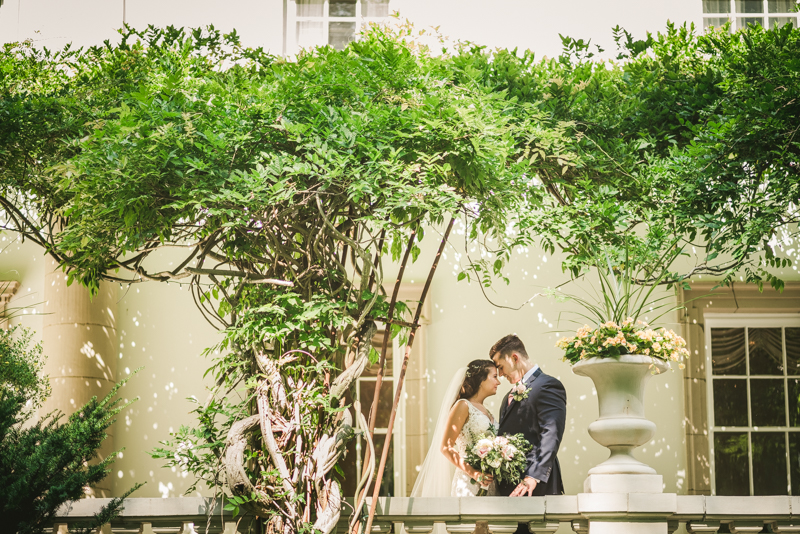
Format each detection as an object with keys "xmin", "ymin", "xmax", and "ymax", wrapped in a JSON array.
[{"xmin": 409, "ymin": 366, "xmax": 467, "ymax": 498}]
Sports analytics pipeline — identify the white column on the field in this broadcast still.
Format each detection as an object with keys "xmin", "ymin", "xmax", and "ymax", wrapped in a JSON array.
[{"xmin": 42, "ymin": 258, "xmax": 118, "ymax": 496}]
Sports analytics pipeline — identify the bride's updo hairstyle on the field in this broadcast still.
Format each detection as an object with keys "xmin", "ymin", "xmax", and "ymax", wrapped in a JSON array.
[{"xmin": 458, "ymin": 359, "xmax": 496, "ymax": 400}]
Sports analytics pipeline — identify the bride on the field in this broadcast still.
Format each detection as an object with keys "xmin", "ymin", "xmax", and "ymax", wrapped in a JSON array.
[{"xmin": 410, "ymin": 359, "xmax": 500, "ymax": 498}]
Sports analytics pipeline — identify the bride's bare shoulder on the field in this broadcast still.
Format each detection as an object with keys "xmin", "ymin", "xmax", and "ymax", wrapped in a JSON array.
[{"xmin": 448, "ymin": 398, "xmax": 470, "ymax": 419}]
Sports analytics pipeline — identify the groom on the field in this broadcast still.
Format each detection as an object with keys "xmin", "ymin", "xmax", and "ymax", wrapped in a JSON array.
[{"xmin": 490, "ymin": 334, "xmax": 567, "ymax": 497}]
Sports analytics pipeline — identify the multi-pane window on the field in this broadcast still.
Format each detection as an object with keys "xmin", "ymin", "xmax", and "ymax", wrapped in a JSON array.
[
  {"xmin": 703, "ymin": 0, "xmax": 798, "ymax": 30},
  {"xmin": 289, "ymin": 0, "xmax": 390, "ymax": 53},
  {"xmin": 340, "ymin": 331, "xmax": 397, "ymax": 497},
  {"xmin": 707, "ymin": 316, "xmax": 800, "ymax": 495}
]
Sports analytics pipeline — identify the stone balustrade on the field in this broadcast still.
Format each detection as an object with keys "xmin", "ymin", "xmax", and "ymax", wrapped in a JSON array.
[{"xmin": 48, "ymin": 496, "xmax": 800, "ymax": 534}]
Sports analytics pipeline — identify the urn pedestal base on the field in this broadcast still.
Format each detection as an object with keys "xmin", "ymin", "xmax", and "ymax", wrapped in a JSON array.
[{"xmin": 583, "ymin": 474, "xmax": 663, "ymax": 494}]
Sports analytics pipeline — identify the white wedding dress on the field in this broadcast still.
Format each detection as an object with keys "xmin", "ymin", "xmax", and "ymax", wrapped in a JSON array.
[
  {"xmin": 410, "ymin": 368, "xmax": 499, "ymax": 499},
  {"xmin": 451, "ymin": 399, "xmax": 499, "ymax": 496}
]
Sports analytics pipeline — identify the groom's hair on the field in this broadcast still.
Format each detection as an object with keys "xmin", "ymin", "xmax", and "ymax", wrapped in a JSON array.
[{"xmin": 489, "ymin": 334, "xmax": 529, "ymax": 361}]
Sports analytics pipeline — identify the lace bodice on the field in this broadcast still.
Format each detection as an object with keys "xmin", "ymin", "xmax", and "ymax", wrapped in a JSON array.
[{"xmin": 454, "ymin": 399, "xmax": 498, "ymax": 457}]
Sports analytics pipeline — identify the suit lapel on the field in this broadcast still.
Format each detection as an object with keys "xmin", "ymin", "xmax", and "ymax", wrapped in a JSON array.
[{"xmin": 499, "ymin": 367, "xmax": 542, "ymax": 427}]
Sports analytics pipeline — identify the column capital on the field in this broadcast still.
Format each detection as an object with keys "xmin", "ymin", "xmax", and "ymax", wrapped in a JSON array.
[{"xmin": 0, "ymin": 280, "xmax": 20, "ymax": 329}]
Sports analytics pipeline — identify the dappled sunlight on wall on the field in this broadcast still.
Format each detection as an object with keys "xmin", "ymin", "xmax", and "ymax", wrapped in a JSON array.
[{"xmin": 114, "ymin": 277, "xmax": 223, "ymax": 498}]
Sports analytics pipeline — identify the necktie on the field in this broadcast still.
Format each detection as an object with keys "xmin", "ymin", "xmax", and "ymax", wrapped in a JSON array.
[{"xmin": 507, "ymin": 392, "xmax": 514, "ymax": 406}]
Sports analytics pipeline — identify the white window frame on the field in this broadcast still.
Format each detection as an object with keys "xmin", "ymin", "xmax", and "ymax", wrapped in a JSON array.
[
  {"xmin": 350, "ymin": 331, "xmax": 406, "ymax": 497},
  {"xmin": 286, "ymin": 0, "xmax": 389, "ymax": 56},
  {"xmin": 705, "ymin": 313, "xmax": 800, "ymax": 496},
  {"xmin": 702, "ymin": 0, "xmax": 799, "ymax": 30}
]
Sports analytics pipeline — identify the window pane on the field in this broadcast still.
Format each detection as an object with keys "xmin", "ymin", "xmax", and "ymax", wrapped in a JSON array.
[
  {"xmin": 297, "ymin": 21, "xmax": 325, "ymax": 48},
  {"xmin": 790, "ymin": 433, "xmax": 800, "ymax": 493},
  {"xmin": 770, "ymin": 16, "xmax": 798, "ymax": 26},
  {"xmin": 737, "ymin": 16, "xmax": 764, "ymax": 28},
  {"xmin": 787, "ymin": 328, "xmax": 800, "ymax": 375},
  {"xmin": 712, "ymin": 328, "xmax": 747, "ymax": 375},
  {"xmin": 788, "ymin": 380, "xmax": 800, "ymax": 427},
  {"xmin": 768, "ymin": 0, "xmax": 795, "ymax": 12},
  {"xmin": 753, "ymin": 432, "xmax": 788, "ymax": 495},
  {"xmin": 715, "ymin": 432, "xmax": 750, "ymax": 495},
  {"xmin": 704, "ymin": 16, "xmax": 733, "ymax": 28},
  {"xmin": 714, "ymin": 379, "xmax": 749, "ymax": 426},
  {"xmin": 362, "ymin": 0, "xmax": 390, "ymax": 17},
  {"xmin": 369, "ymin": 436, "xmax": 394, "ymax": 496},
  {"xmin": 296, "ymin": 0, "xmax": 323, "ymax": 17},
  {"xmin": 749, "ymin": 328, "xmax": 783, "ymax": 375},
  {"xmin": 329, "ymin": 21, "xmax": 356, "ymax": 49},
  {"xmin": 360, "ymin": 379, "xmax": 393, "ymax": 428},
  {"xmin": 751, "ymin": 379, "xmax": 786, "ymax": 427},
  {"xmin": 736, "ymin": 0, "xmax": 764, "ymax": 12},
  {"xmin": 364, "ymin": 331, "xmax": 393, "ymax": 377},
  {"xmin": 329, "ymin": 0, "xmax": 357, "ymax": 17},
  {"xmin": 340, "ymin": 438, "xmax": 359, "ymax": 496},
  {"xmin": 705, "ymin": 0, "xmax": 732, "ymax": 11}
]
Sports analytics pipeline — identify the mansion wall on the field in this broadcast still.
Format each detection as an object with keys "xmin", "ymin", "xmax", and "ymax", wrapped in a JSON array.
[
  {"xmin": 0, "ymin": 0, "xmax": 705, "ymax": 59},
  {"xmin": 2, "ymin": 229, "xmax": 755, "ymax": 499}
]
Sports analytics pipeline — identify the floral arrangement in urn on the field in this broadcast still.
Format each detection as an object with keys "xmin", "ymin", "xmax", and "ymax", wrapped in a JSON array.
[
  {"xmin": 557, "ymin": 318, "xmax": 688, "ymax": 368},
  {"xmin": 553, "ymin": 243, "xmax": 692, "ymax": 370}
]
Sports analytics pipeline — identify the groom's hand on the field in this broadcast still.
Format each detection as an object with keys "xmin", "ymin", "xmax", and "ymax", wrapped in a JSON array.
[{"xmin": 510, "ymin": 476, "xmax": 538, "ymax": 496}]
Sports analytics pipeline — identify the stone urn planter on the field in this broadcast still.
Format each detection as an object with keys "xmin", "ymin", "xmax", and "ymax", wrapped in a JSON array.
[{"xmin": 572, "ymin": 354, "xmax": 669, "ymax": 476}]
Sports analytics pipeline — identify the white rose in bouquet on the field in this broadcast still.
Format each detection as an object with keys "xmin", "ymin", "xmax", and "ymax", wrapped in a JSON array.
[
  {"xmin": 475, "ymin": 438, "xmax": 494, "ymax": 458},
  {"xmin": 501, "ymin": 444, "xmax": 517, "ymax": 460}
]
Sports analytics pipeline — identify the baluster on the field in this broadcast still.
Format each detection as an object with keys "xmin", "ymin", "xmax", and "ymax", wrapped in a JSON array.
[
  {"xmin": 687, "ymin": 522, "xmax": 721, "ymax": 533},
  {"xmin": 570, "ymin": 519, "xmax": 588, "ymax": 534},
  {"xmin": 528, "ymin": 521, "xmax": 560, "ymax": 534},
  {"xmin": 404, "ymin": 522, "xmax": 435, "ymax": 534},
  {"xmin": 769, "ymin": 522, "xmax": 800, "ymax": 533},
  {"xmin": 137, "ymin": 522, "xmax": 155, "ymax": 534},
  {"xmin": 445, "ymin": 522, "xmax": 476, "ymax": 534},
  {"xmin": 223, "ymin": 520, "xmax": 242, "ymax": 534},
  {"xmin": 178, "ymin": 521, "xmax": 197, "ymax": 534},
  {"xmin": 371, "ymin": 522, "xmax": 393, "ymax": 534},
  {"xmin": 483, "ymin": 522, "xmax": 517, "ymax": 534},
  {"xmin": 727, "ymin": 521, "xmax": 767, "ymax": 533}
]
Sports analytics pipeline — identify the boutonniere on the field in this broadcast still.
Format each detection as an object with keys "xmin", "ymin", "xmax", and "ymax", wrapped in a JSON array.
[{"xmin": 510, "ymin": 381, "xmax": 529, "ymax": 402}]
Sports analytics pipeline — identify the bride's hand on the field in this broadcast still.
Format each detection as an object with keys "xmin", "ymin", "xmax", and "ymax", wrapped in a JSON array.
[{"xmin": 474, "ymin": 472, "xmax": 494, "ymax": 485}]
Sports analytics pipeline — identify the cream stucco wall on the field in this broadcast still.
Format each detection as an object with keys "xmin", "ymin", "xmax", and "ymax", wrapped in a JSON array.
[
  {"xmin": 2, "ymin": 0, "xmax": 702, "ymax": 58},
  {"xmin": 394, "ymin": 0, "xmax": 701, "ymax": 59},
  {"xmin": 113, "ymin": 271, "xmax": 223, "ymax": 498}
]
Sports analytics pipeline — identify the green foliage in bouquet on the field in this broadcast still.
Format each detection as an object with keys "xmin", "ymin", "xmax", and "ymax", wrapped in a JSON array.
[{"xmin": 465, "ymin": 432, "xmax": 532, "ymax": 488}]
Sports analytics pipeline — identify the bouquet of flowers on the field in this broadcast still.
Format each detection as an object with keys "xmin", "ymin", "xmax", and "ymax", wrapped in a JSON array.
[
  {"xmin": 465, "ymin": 432, "xmax": 532, "ymax": 496},
  {"xmin": 556, "ymin": 318, "xmax": 688, "ymax": 368}
]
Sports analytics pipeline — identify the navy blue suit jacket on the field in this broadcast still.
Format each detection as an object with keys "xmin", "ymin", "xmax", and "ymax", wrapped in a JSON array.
[{"xmin": 497, "ymin": 367, "xmax": 567, "ymax": 496}]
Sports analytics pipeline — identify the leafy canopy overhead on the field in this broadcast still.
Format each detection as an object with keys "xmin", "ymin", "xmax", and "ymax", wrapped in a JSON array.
[{"xmin": 0, "ymin": 19, "xmax": 798, "ymax": 532}]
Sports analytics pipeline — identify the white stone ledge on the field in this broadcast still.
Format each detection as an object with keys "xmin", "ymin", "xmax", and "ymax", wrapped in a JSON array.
[{"xmin": 50, "ymin": 495, "xmax": 800, "ymax": 528}]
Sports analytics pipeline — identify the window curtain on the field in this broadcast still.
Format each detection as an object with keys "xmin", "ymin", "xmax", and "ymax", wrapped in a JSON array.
[{"xmin": 711, "ymin": 328, "xmax": 746, "ymax": 374}]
